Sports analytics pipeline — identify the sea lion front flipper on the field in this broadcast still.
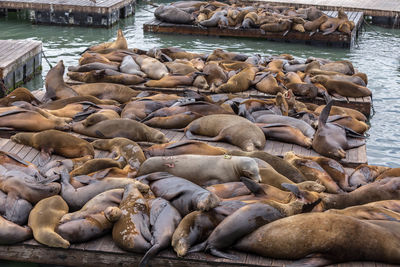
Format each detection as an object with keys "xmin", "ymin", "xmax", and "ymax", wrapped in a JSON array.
[
  {"xmin": 185, "ymin": 130, "xmax": 222, "ymax": 142},
  {"xmin": 38, "ymin": 148, "xmax": 53, "ymax": 167},
  {"xmin": 286, "ymin": 254, "xmax": 334, "ymax": 267},
  {"xmin": 209, "ymin": 248, "xmax": 239, "ymax": 260},
  {"xmin": 72, "ymin": 109, "xmax": 97, "ymax": 122},
  {"xmin": 187, "ymin": 241, "xmax": 207, "ymax": 253},
  {"xmin": 240, "ymin": 177, "xmax": 266, "ymax": 196}
]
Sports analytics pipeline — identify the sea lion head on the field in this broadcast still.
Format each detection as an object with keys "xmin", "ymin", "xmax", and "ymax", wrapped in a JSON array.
[
  {"xmin": 153, "ymin": 131, "xmax": 169, "ymax": 144},
  {"xmin": 104, "ymin": 206, "xmax": 122, "ymax": 222},
  {"xmin": 173, "ymin": 237, "xmax": 189, "ymax": 257},
  {"xmin": 196, "ymin": 192, "xmax": 220, "ymax": 211},
  {"xmin": 310, "ymin": 75, "xmax": 328, "ymax": 84},
  {"xmin": 11, "ymin": 132, "xmax": 33, "ymax": 146},
  {"xmin": 54, "ymin": 60, "xmax": 65, "ymax": 75},
  {"xmin": 297, "ymin": 181, "xmax": 326, "ymax": 193},
  {"xmin": 240, "ymin": 157, "xmax": 262, "ymax": 182}
]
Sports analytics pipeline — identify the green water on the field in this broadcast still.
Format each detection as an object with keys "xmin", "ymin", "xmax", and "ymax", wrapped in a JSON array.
[{"xmin": 1, "ymin": 0, "xmax": 400, "ymax": 168}]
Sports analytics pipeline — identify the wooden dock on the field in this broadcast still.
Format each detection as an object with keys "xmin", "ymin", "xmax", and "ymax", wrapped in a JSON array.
[
  {"xmin": 240, "ymin": 0, "xmax": 400, "ymax": 27},
  {"xmin": 0, "ymin": 0, "xmax": 136, "ymax": 27},
  {"xmin": 143, "ymin": 11, "xmax": 364, "ymax": 48},
  {"xmin": 0, "ymin": 39, "xmax": 42, "ymax": 96}
]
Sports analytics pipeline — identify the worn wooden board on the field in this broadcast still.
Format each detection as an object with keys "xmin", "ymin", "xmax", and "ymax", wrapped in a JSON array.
[{"xmin": 143, "ymin": 11, "xmax": 363, "ymax": 48}]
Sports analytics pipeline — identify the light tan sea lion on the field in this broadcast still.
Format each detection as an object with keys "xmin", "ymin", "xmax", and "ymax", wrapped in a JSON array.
[
  {"xmin": 72, "ymin": 83, "xmax": 140, "ymax": 103},
  {"xmin": 11, "ymin": 130, "xmax": 94, "ymax": 163},
  {"xmin": 81, "ymin": 109, "xmax": 120, "ymax": 127},
  {"xmin": 235, "ymin": 213, "xmax": 400, "ymax": 265},
  {"xmin": 79, "ymin": 52, "xmax": 116, "ymax": 66},
  {"xmin": 45, "ymin": 60, "xmax": 79, "ymax": 100},
  {"xmin": 328, "ymin": 115, "xmax": 369, "ymax": 134},
  {"xmin": 260, "ymin": 19, "xmax": 291, "ymax": 33},
  {"xmin": 212, "ymin": 67, "xmax": 257, "ymax": 93},
  {"xmin": 87, "ymin": 29, "xmax": 128, "ymax": 52},
  {"xmin": 133, "ymin": 55, "xmax": 169, "ymax": 80},
  {"xmin": 0, "ymin": 87, "xmax": 41, "ymax": 107},
  {"xmin": 256, "ymin": 123, "xmax": 313, "ymax": 148},
  {"xmin": 185, "ymin": 114, "xmax": 266, "ymax": 151},
  {"xmin": 0, "ymin": 215, "xmax": 32, "ymax": 244},
  {"xmin": 203, "ymin": 62, "xmax": 228, "ymax": 87},
  {"xmin": 314, "ymin": 104, "xmax": 367, "ymax": 122},
  {"xmin": 72, "ymin": 119, "xmax": 168, "ymax": 144},
  {"xmin": 376, "ymin": 168, "xmax": 400, "ymax": 180},
  {"xmin": 137, "ymin": 155, "xmax": 261, "ymax": 186},
  {"xmin": 165, "ymin": 61, "xmax": 197, "ymax": 75},
  {"xmin": 144, "ymin": 140, "xmax": 227, "ymax": 157},
  {"xmin": 255, "ymin": 74, "xmax": 285, "ymax": 94},
  {"xmin": 28, "ymin": 195, "xmax": 70, "ymax": 248}
]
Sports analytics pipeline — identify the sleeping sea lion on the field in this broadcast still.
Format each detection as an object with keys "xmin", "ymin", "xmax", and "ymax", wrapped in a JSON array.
[
  {"xmin": 82, "ymin": 109, "xmax": 120, "ymax": 127},
  {"xmin": 255, "ymin": 114, "xmax": 315, "ymax": 138},
  {"xmin": 72, "ymin": 83, "xmax": 140, "ymax": 103},
  {"xmin": 256, "ymin": 123, "xmax": 313, "ymax": 148},
  {"xmin": 212, "ymin": 67, "xmax": 257, "ymax": 93},
  {"xmin": 0, "ymin": 215, "xmax": 32, "ymax": 244},
  {"xmin": 67, "ymin": 70, "xmax": 145, "ymax": 85},
  {"xmin": 133, "ymin": 55, "xmax": 169, "ymax": 80},
  {"xmin": 311, "ymin": 75, "xmax": 371, "ymax": 97},
  {"xmin": 325, "ymin": 202, "xmax": 400, "ymax": 221},
  {"xmin": 28, "ymin": 195, "xmax": 70, "ymax": 248},
  {"xmin": 348, "ymin": 164, "xmax": 390, "ymax": 188},
  {"xmin": 41, "ymin": 96, "xmax": 118, "ymax": 110},
  {"xmin": 203, "ymin": 62, "xmax": 227, "ymax": 87},
  {"xmin": 144, "ymin": 140, "xmax": 227, "ymax": 157},
  {"xmin": 155, "ymin": 4, "xmax": 194, "ymax": 24},
  {"xmin": 87, "ymin": 29, "xmax": 128, "ymax": 52},
  {"xmin": 45, "ymin": 60, "xmax": 78, "ymax": 100},
  {"xmin": 255, "ymin": 74, "xmax": 285, "ymax": 95},
  {"xmin": 0, "ymin": 87, "xmax": 41, "ymax": 106},
  {"xmin": 69, "ymin": 158, "xmax": 124, "ymax": 177},
  {"xmin": 68, "ymin": 62, "xmax": 119, "ymax": 73}
]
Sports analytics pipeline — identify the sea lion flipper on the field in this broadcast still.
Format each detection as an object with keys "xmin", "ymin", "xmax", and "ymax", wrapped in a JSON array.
[
  {"xmin": 139, "ymin": 244, "xmax": 161, "ymax": 267},
  {"xmin": 165, "ymin": 140, "xmax": 198, "ymax": 149},
  {"xmin": 185, "ymin": 130, "xmax": 222, "ymax": 142},
  {"xmin": 240, "ymin": 177, "xmax": 266, "ymax": 196},
  {"xmin": 209, "ymin": 248, "xmax": 239, "ymax": 260},
  {"xmin": 286, "ymin": 254, "xmax": 334, "ymax": 267},
  {"xmin": 318, "ymin": 100, "xmax": 333, "ymax": 126},
  {"xmin": 73, "ymin": 109, "xmax": 97, "ymax": 121},
  {"xmin": 187, "ymin": 241, "xmax": 207, "ymax": 253}
]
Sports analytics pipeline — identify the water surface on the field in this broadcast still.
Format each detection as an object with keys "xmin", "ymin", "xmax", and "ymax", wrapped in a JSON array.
[{"xmin": 0, "ymin": 0, "xmax": 399, "ymax": 167}]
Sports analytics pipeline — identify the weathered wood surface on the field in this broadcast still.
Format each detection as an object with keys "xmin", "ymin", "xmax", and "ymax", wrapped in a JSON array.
[
  {"xmin": 0, "ymin": 39, "xmax": 42, "ymax": 79},
  {"xmin": 143, "ymin": 11, "xmax": 363, "ymax": 48},
  {"xmin": 241, "ymin": 0, "xmax": 400, "ymax": 18}
]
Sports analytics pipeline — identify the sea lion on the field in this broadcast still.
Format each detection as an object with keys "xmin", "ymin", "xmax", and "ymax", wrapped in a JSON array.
[
  {"xmin": 206, "ymin": 182, "xmax": 253, "ymax": 199},
  {"xmin": 144, "ymin": 140, "xmax": 227, "ymax": 157},
  {"xmin": 235, "ymin": 213, "xmax": 400, "ymax": 265},
  {"xmin": 260, "ymin": 19, "xmax": 291, "ymax": 33},
  {"xmin": 121, "ymin": 99, "xmax": 175, "ymax": 120},
  {"xmin": 165, "ymin": 61, "xmax": 197, "ymax": 75},
  {"xmin": 256, "ymin": 123, "xmax": 313, "ymax": 148},
  {"xmin": 255, "ymin": 74, "xmax": 285, "ymax": 94},
  {"xmin": 320, "ymin": 60, "xmax": 354, "ymax": 75},
  {"xmin": 112, "ymin": 183, "xmax": 152, "ymax": 253},
  {"xmin": 304, "ymin": 14, "xmax": 328, "ymax": 34},
  {"xmin": 326, "ymin": 203, "xmax": 400, "ymax": 221},
  {"xmin": 72, "ymin": 83, "xmax": 140, "ymax": 103},
  {"xmin": 68, "ymin": 62, "xmax": 119, "ymax": 72},
  {"xmin": 11, "ymin": 130, "xmax": 94, "ymax": 164},
  {"xmin": 328, "ymin": 115, "xmax": 369, "ymax": 134},
  {"xmin": 69, "ymin": 158, "xmax": 124, "ymax": 177},
  {"xmin": 60, "ymin": 169, "xmax": 148, "ymax": 210},
  {"xmin": 78, "ymin": 52, "xmax": 116, "ymax": 66},
  {"xmin": 203, "ymin": 62, "xmax": 228, "ymax": 87},
  {"xmin": 348, "ymin": 164, "xmax": 390, "ymax": 188},
  {"xmin": 312, "ymin": 101, "xmax": 365, "ymax": 159},
  {"xmin": 207, "ymin": 49, "xmax": 248, "ymax": 62},
  {"xmin": 120, "ymin": 56, "xmax": 146, "ymax": 77},
  {"xmin": 133, "ymin": 55, "xmax": 169, "ymax": 80},
  {"xmin": 145, "ymin": 72, "xmax": 204, "ymax": 88},
  {"xmin": 41, "ymin": 96, "xmax": 118, "ymax": 110},
  {"xmin": 45, "ymin": 60, "xmax": 79, "ymax": 100},
  {"xmin": 0, "ymin": 87, "xmax": 41, "ymax": 106},
  {"xmin": 311, "ymin": 75, "xmax": 371, "ymax": 97},
  {"xmin": 92, "ymin": 137, "xmax": 146, "ymax": 169},
  {"xmin": 155, "ymin": 4, "xmax": 194, "ymax": 24},
  {"xmin": 87, "ymin": 29, "xmax": 128, "ymax": 52},
  {"xmin": 72, "ymin": 119, "xmax": 168, "ymax": 144},
  {"xmin": 138, "ymin": 155, "xmax": 261, "ymax": 186},
  {"xmin": 140, "ymin": 172, "xmax": 220, "ymax": 215},
  {"xmin": 67, "ymin": 70, "xmax": 145, "ymax": 85},
  {"xmin": 185, "ymin": 114, "xmax": 266, "ymax": 151},
  {"xmin": 28, "ymin": 195, "xmax": 70, "ymax": 248},
  {"xmin": 56, "ymin": 207, "xmax": 121, "ymax": 243},
  {"xmin": 314, "ymin": 104, "xmax": 367, "ymax": 122},
  {"xmin": 0, "ymin": 215, "xmax": 32, "ymax": 244},
  {"xmin": 81, "ymin": 109, "xmax": 120, "ymax": 127},
  {"xmin": 212, "ymin": 67, "xmax": 257, "ymax": 93},
  {"xmin": 376, "ymin": 168, "xmax": 400, "ymax": 180},
  {"xmin": 139, "ymin": 198, "xmax": 181, "ymax": 267},
  {"xmin": 255, "ymin": 114, "xmax": 315, "ymax": 138},
  {"xmin": 284, "ymin": 72, "xmax": 318, "ymax": 98},
  {"xmin": 284, "ymin": 152, "xmax": 343, "ymax": 194}
]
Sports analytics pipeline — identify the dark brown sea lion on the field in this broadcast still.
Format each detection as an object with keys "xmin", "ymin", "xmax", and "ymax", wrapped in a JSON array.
[
  {"xmin": 189, "ymin": 202, "xmax": 283, "ymax": 259},
  {"xmin": 348, "ymin": 164, "xmax": 390, "ymax": 188},
  {"xmin": 312, "ymin": 101, "xmax": 365, "ymax": 159},
  {"xmin": 144, "ymin": 140, "xmax": 227, "ymax": 157},
  {"xmin": 72, "ymin": 119, "xmax": 168, "ymax": 143},
  {"xmin": 139, "ymin": 198, "xmax": 181, "ymax": 267},
  {"xmin": 212, "ymin": 67, "xmax": 257, "ymax": 93},
  {"xmin": 69, "ymin": 158, "xmax": 124, "ymax": 177},
  {"xmin": 255, "ymin": 114, "xmax": 315, "ymax": 138},
  {"xmin": 228, "ymin": 150, "xmax": 306, "ymax": 183},
  {"xmin": 235, "ymin": 213, "xmax": 400, "ymax": 265},
  {"xmin": 138, "ymin": 155, "xmax": 261, "ymax": 186},
  {"xmin": 140, "ymin": 172, "xmax": 220, "ymax": 216},
  {"xmin": 72, "ymin": 83, "xmax": 140, "ymax": 103},
  {"xmin": 67, "ymin": 70, "xmax": 145, "ymax": 85},
  {"xmin": 284, "ymin": 72, "xmax": 318, "ymax": 98},
  {"xmin": 28, "ymin": 195, "xmax": 70, "ymax": 248},
  {"xmin": 112, "ymin": 183, "xmax": 152, "ymax": 253},
  {"xmin": 92, "ymin": 137, "xmax": 146, "ymax": 169},
  {"xmin": 256, "ymin": 123, "xmax": 313, "ymax": 148},
  {"xmin": 260, "ymin": 19, "xmax": 291, "ymax": 33},
  {"xmin": 144, "ymin": 112, "xmax": 202, "ymax": 129},
  {"xmin": 121, "ymin": 99, "xmax": 175, "ymax": 120},
  {"xmin": 0, "ymin": 215, "xmax": 32, "ymax": 244},
  {"xmin": 0, "ymin": 87, "xmax": 41, "ymax": 106},
  {"xmin": 11, "ymin": 130, "xmax": 94, "ymax": 163},
  {"xmin": 207, "ymin": 48, "xmax": 248, "ymax": 62},
  {"xmin": 185, "ymin": 114, "xmax": 266, "ymax": 151},
  {"xmin": 284, "ymin": 152, "xmax": 343, "ymax": 194},
  {"xmin": 45, "ymin": 60, "xmax": 79, "ymax": 100},
  {"xmin": 311, "ymin": 75, "xmax": 371, "ymax": 97}
]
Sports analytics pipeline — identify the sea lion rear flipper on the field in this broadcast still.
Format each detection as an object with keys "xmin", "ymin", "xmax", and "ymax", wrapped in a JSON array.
[
  {"xmin": 318, "ymin": 100, "xmax": 333, "ymax": 126},
  {"xmin": 185, "ymin": 130, "xmax": 222, "ymax": 142},
  {"xmin": 286, "ymin": 254, "xmax": 334, "ymax": 267},
  {"xmin": 342, "ymin": 126, "xmax": 366, "ymax": 139},
  {"xmin": 321, "ymin": 90, "xmax": 332, "ymax": 104},
  {"xmin": 72, "ymin": 175, "xmax": 96, "ymax": 185},
  {"xmin": 165, "ymin": 140, "xmax": 199, "ymax": 149},
  {"xmin": 73, "ymin": 109, "xmax": 97, "ymax": 121},
  {"xmin": 139, "ymin": 244, "xmax": 162, "ymax": 267},
  {"xmin": 187, "ymin": 241, "xmax": 207, "ymax": 253},
  {"xmin": 240, "ymin": 177, "xmax": 266, "ymax": 196},
  {"xmin": 210, "ymin": 248, "xmax": 239, "ymax": 260}
]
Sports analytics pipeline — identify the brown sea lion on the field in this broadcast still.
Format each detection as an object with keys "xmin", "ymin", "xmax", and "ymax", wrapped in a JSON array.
[
  {"xmin": 375, "ymin": 168, "xmax": 400, "ymax": 180},
  {"xmin": 255, "ymin": 74, "xmax": 285, "ymax": 95},
  {"xmin": 326, "ymin": 203, "xmax": 400, "ymax": 221},
  {"xmin": 284, "ymin": 152, "xmax": 343, "ymax": 194},
  {"xmin": 348, "ymin": 164, "xmax": 390, "ymax": 187},
  {"xmin": 11, "ymin": 130, "xmax": 94, "ymax": 163},
  {"xmin": 138, "ymin": 155, "xmax": 261, "ymax": 186},
  {"xmin": 144, "ymin": 112, "xmax": 203, "ymax": 129},
  {"xmin": 165, "ymin": 61, "xmax": 197, "ymax": 75},
  {"xmin": 72, "ymin": 83, "xmax": 140, "ymax": 103},
  {"xmin": 140, "ymin": 172, "xmax": 220, "ymax": 216},
  {"xmin": 328, "ymin": 115, "xmax": 369, "ymax": 134},
  {"xmin": 87, "ymin": 29, "xmax": 128, "ymax": 52},
  {"xmin": 28, "ymin": 195, "xmax": 70, "ymax": 248},
  {"xmin": 260, "ymin": 19, "xmax": 291, "ymax": 33},
  {"xmin": 144, "ymin": 140, "xmax": 227, "ymax": 157},
  {"xmin": 112, "ymin": 183, "xmax": 152, "ymax": 253},
  {"xmin": 133, "ymin": 55, "xmax": 169, "ymax": 80},
  {"xmin": 72, "ymin": 119, "xmax": 168, "ymax": 143},
  {"xmin": 160, "ymin": 47, "xmax": 206, "ymax": 61},
  {"xmin": 235, "ymin": 213, "xmax": 400, "ymax": 265},
  {"xmin": 206, "ymin": 49, "xmax": 248, "ymax": 62},
  {"xmin": 203, "ymin": 62, "xmax": 228, "ymax": 87},
  {"xmin": 0, "ymin": 87, "xmax": 41, "ymax": 106},
  {"xmin": 69, "ymin": 158, "xmax": 124, "ymax": 177},
  {"xmin": 256, "ymin": 123, "xmax": 313, "ymax": 148},
  {"xmin": 121, "ymin": 100, "xmax": 175, "ymax": 120},
  {"xmin": 311, "ymin": 75, "xmax": 371, "ymax": 97},
  {"xmin": 185, "ymin": 114, "xmax": 266, "ymax": 151},
  {"xmin": 139, "ymin": 198, "xmax": 182, "ymax": 267},
  {"xmin": 68, "ymin": 62, "xmax": 119, "ymax": 72},
  {"xmin": 92, "ymin": 137, "xmax": 146, "ymax": 169},
  {"xmin": 81, "ymin": 109, "xmax": 120, "ymax": 127},
  {"xmin": 67, "ymin": 70, "xmax": 145, "ymax": 85},
  {"xmin": 304, "ymin": 14, "xmax": 328, "ymax": 34},
  {"xmin": 314, "ymin": 104, "xmax": 367, "ymax": 122},
  {"xmin": 45, "ymin": 60, "xmax": 79, "ymax": 100},
  {"xmin": 212, "ymin": 67, "xmax": 257, "ymax": 93},
  {"xmin": 312, "ymin": 101, "xmax": 365, "ymax": 159},
  {"xmin": 0, "ymin": 215, "xmax": 32, "ymax": 244},
  {"xmin": 320, "ymin": 60, "xmax": 354, "ymax": 75},
  {"xmin": 284, "ymin": 72, "xmax": 318, "ymax": 98},
  {"xmin": 41, "ymin": 96, "xmax": 118, "ymax": 110}
]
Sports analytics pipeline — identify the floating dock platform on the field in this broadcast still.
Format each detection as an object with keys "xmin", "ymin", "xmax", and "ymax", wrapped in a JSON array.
[
  {"xmin": 0, "ymin": 0, "xmax": 136, "ymax": 27},
  {"xmin": 0, "ymin": 39, "xmax": 42, "ymax": 96},
  {"xmin": 239, "ymin": 0, "xmax": 400, "ymax": 28},
  {"xmin": 143, "ymin": 11, "xmax": 364, "ymax": 48}
]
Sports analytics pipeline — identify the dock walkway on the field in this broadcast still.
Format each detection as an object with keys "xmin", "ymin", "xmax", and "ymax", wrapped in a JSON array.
[
  {"xmin": 0, "ymin": 39, "xmax": 42, "ymax": 95},
  {"xmin": 0, "ymin": 0, "xmax": 136, "ymax": 27},
  {"xmin": 143, "ymin": 11, "xmax": 363, "ymax": 48}
]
